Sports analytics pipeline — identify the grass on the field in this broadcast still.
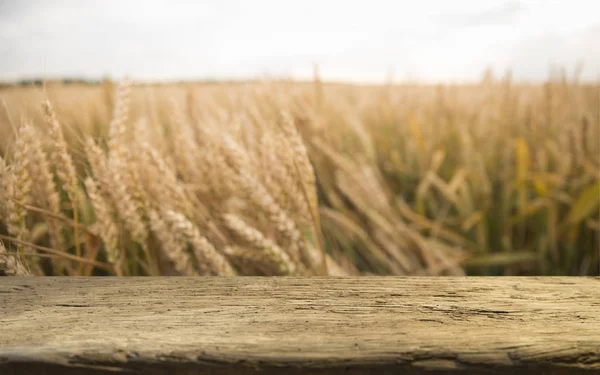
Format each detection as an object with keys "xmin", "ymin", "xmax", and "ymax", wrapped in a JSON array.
[{"xmin": 0, "ymin": 76, "xmax": 598, "ymax": 276}]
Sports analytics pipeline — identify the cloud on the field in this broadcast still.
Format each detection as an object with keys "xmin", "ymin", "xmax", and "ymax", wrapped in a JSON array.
[
  {"xmin": 503, "ymin": 24, "xmax": 600, "ymax": 81},
  {"xmin": 0, "ymin": 0, "xmax": 598, "ymax": 82},
  {"xmin": 436, "ymin": 1, "xmax": 526, "ymax": 28}
]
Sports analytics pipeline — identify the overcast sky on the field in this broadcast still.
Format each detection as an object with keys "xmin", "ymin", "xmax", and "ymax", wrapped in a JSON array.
[{"xmin": 0, "ymin": 0, "xmax": 598, "ymax": 83}]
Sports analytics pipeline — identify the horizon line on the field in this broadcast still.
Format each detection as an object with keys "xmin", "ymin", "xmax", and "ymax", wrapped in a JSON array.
[{"xmin": 1, "ymin": 74, "xmax": 599, "ymax": 87}]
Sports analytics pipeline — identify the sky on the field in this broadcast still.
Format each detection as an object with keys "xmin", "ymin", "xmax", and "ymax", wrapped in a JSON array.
[{"xmin": 0, "ymin": 0, "xmax": 599, "ymax": 83}]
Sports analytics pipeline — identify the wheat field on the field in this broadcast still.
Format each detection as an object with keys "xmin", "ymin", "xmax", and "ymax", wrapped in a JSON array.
[{"xmin": 0, "ymin": 76, "xmax": 598, "ymax": 276}]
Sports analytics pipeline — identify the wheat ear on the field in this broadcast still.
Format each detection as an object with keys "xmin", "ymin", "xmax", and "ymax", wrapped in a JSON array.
[
  {"xmin": 219, "ymin": 137, "xmax": 303, "ymax": 263},
  {"xmin": 22, "ymin": 125, "xmax": 63, "ymax": 247},
  {"xmin": 42, "ymin": 100, "xmax": 78, "ymax": 198},
  {"xmin": 148, "ymin": 209, "xmax": 196, "ymax": 276},
  {"xmin": 279, "ymin": 111, "xmax": 327, "ymax": 275},
  {"xmin": 279, "ymin": 111, "xmax": 317, "ymax": 210},
  {"xmin": 140, "ymin": 142, "xmax": 189, "ymax": 216},
  {"xmin": 0, "ymin": 156, "xmax": 6, "ymax": 222},
  {"xmin": 0, "ymin": 240, "xmax": 30, "ymax": 276},
  {"xmin": 106, "ymin": 156, "xmax": 148, "ymax": 246},
  {"xmin": 84, "ymin": 177, "xmax": 120, "ymax": 274},
  {"xmin": 6, "ymin": 126, "xmax": 32, "ymax": 267},
  {"xmin": 259, "ymin": 132, "xmax": 311, "ymax": 228},
  {"xmin": 85, "ymin": 139, "xmax": 111, "ymax": 197},
  {"xmin": 43, "ymin": 99, "xmax": 81, "ymax": 271},
  {"xmin": 164, "ymin": 210, "xmax": 235, "ymax": 276},
  {"xmin": 223, "ymin": 213, "xmax": 296, "ymax": 275},
  {"xmin": 108, "ymin": 79, "xmax": 132, "ymax": 159}
]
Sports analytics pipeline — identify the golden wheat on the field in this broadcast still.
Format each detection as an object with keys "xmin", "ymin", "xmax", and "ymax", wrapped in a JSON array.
[
  {"xmin": 0, "ymin": 78, "xmax": 597, "ymax": 276},
  {"xmin": 0, "ymin": 240, "xmax": 30, "ymax": 276}
]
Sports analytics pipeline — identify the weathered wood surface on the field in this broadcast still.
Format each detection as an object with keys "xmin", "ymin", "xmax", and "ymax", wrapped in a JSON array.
[{"xmin": 0, "ymin": 277, "xmax": 599, "ymax": 374}]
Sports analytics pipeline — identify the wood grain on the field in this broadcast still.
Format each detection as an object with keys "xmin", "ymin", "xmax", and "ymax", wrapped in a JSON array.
[{"xmin": 0, "ymin": 277, "xmax": 599, "ymax": 374}]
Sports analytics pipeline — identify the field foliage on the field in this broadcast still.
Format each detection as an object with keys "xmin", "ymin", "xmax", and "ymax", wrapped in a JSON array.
[{"xmin": 0, "ymin": 77, "xmax": 598, "ymax": 276}]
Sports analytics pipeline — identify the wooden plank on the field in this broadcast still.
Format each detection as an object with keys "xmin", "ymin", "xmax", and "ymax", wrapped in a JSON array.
[{"xmin": 0, "ymin": 277, "xmax": 599, "ymax": 374}]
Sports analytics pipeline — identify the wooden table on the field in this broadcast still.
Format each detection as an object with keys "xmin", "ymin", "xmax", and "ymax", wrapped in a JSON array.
[{"xmin": 1, "ymin": 277, "xmax": 599, "ymax": 374}]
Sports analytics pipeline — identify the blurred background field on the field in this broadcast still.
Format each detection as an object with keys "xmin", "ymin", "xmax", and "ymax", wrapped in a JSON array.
[{"xmin": 1, "ymin": 75, "xmax": 598, "ymax": 276}]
